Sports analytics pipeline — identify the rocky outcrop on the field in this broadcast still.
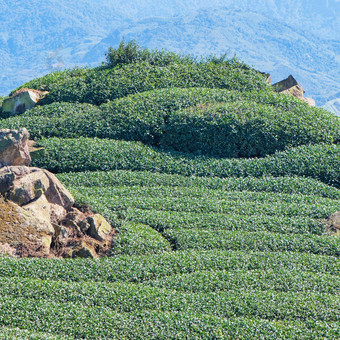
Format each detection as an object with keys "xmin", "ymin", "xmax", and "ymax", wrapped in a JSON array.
[
  {"xmin": 272, "ymin": 75, "xmax": 315, "ymax": 107},
  {"xmin": 0, "ymin": 129, "xmax": 115, "ymax": 258},
  {"xmin": 0, "ymin": 128, "xmax": 31, "ymax": 167},
  {"xmin": 326, "ymin": 211, "xmax": 340, "ymax": 236},
  {"xmin": 0, "ymin": 196, "xmax": 55, "ymax": 257},
  {"xmin": 2, "ymin": 88, "xmax": 48, "ymax": 116}
]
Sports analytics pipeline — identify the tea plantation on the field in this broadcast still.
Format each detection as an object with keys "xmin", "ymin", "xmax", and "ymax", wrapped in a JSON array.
[{"xmin": 0, "ymin": 43, "xmax": 339, "ymax": 339}]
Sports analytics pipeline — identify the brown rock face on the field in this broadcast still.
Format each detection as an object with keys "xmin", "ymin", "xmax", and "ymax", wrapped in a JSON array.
[
  {"xmin": 0, "ymin": 196, "xmax": 54, "ymax": 257},
  {"xmin": 0, "ymin": 166, "xmax": 74, "ymax": 209},
  {"xmin": 0, "ymin": 159, "xmax": 114, "ymax": 258},
  {"xmin": 1, "ymin": 88, "xmax": 49, "ymax": 115},
  {"xmin": 0, "ymin": 128, "xmax": 31, "ymax": 167},
  {"xmin": 272, "ymin": 75, "xmax": 315, "ymax": 107},
  {"xmin": 326, "ymin": 211, "xmax": 340, "ymax": 235}
]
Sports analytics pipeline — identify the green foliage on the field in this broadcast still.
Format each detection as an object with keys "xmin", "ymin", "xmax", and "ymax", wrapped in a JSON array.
[
  {"xmin": 164, "ymin": 228, "xmax": 340, "ymax": 255},
  {"xmin": 2, "ymin": 43, "xmax": 340, "ymax": 338},
  {"xmin": 123, "ymin": 208, "xmax": 326, "ymax": 235},
  {"xmin": 144, "ymin": 268, "xmax": 340, "ymax": 294},
  {"xmin": 4, "ymin": 87, "xmax": 337, "ymax": 158},
  {"xmin": 0, "ymin": 102, "xmax": 103, "ymax": 139},
  {"xmin": 57, "ymin": 170, "xmax": 340, "ymax": 199},
  {"xmin": 105, "ymin": 40, "xmax": 195, "ymax": 68},
  {"xmin": 9, "ymin": 68, "xmax": 90, "ymax": 95},
  {"xmin": 13, "ymin": 61, "xmax": 268, "ymax": 106},
  {"xmin": 0, "ymin": 294, "xmax": 338, "ymax": 339},
  {"xmin": 0, "ymin": 278, "xmax": 339, "ymax": 323},
  {"xmin": 1, "ymin": 250, "xmax": 338, "ymax": 282},
  {"xmin": 0, "ymin": 327, "xmax": 68, "ymax": 339},
  {"xmin": 33, "ymin": 138, "xmax": 340, "ymax": 188},
  {"xmin": 74, "ymin": 185, "xmax": 340, "ymax": 220},
  {"xmin": 160, "ymin": 101, "xmax": 339, "ymax": 157},
  {"xmin": 111, "ymin": 222, "xmax": 172, "ymax": 255}
]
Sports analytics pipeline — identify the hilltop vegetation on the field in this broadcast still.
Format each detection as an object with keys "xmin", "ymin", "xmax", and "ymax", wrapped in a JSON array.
[
  {"xmin": 1, "ymin": 0, "xmax": 339, "ymax": 114},
  {"xmin": 0, "ymin": 42, "xmax": 339, "ymax": 338}
]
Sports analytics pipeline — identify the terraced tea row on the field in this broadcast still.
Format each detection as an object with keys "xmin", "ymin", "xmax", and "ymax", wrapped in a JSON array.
[
  {"xmin": 123, "ymin": 208, "xmax": 326, "ymax": 235},
  {"xmin": 33, "ymin": 137, "xmax": 340, "ymax": 187},
  {"xmin": 1, "ymin": 250, "xmax": 338, "ymax": 282},
  {"xmin": 142, "ymin": 268, "xmax": 340, "ymax": 294},
  {"xmin": 164, "ymin": 229, "xmax": 340, "ymax": 256},
  {"xmin": 2, "ymin": 87, "xmax": 338, "ymax": 157},
  {"xmin": 72, "ymin": 186, "xmax": 340, "ymax": 219},
  {"xmin": 1, "ymin": 303, "xmax": 338, "ymax": 339},
  {"xmin": 0, "ymin": 278, "xmax": 339, "ymax": 322},
  {"xmin": 57, "ymin": 170, "xmax": 340, "ymax": 199}
]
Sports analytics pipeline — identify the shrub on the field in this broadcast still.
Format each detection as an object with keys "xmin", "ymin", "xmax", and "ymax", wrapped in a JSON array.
[
  {"xmin": 160, "ymin": 101, "xmax": 340, "ymax": 157},
  {"xmin": 1, "ymin": 88, "xmax": 338, "ymax": 158},
  {"xmin": 164, "ymin": 228, "xmax": 340, "ymax": 256},
  {"xmin": 0, "ymin": 102, "xmax": 103, "ymax": 139},
  {"xmin": 111, "ymin": 222, "xmax": 172, "ymax": 255},
  {"xmin": 105, "ymin": 40, "xmax": 195, "ymax": 68},
  {"xmin": 57, "ymin": 170, "xmax": 340, "ymax": 199},
  {"xmin": 33, "ymin": 138, "xmax": 340, "ymax": 188},
  {"xmin": 12, "ymin": 61, "xmax": 268, "ymax": 105}
]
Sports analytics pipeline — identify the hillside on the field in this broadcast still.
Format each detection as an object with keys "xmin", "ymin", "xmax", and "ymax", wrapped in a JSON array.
[
  {"xmin": 0, "ymin": 0, "xmax": 339, "ymax": 114},
  {"xmin": 0, "ymin": 44, "xmax": 339, "ymax": 338}
]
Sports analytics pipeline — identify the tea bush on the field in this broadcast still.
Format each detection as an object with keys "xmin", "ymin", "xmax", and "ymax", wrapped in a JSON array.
[
  {"xmin": 33, "ymin": 138, "xmax": 340, "ymax": 187},
  {"xmin": 13, "ymin": 61, "xmax": 268, "ymax": 105},
  {"xmin": 2, "ymin": 44, "xmax": 340, "ymax": 338},
  {"xmin": 57, "ymin": 170, "xmax": 340, "ymax": 199}
]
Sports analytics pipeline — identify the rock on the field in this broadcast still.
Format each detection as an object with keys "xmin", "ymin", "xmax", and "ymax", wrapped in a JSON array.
[
  {"xmin": 43, "ymin": 170, "xmax": 74, "ymax": 210},
  {"xmin": 53, "ymin": 209, "xmax": 115, "ymax": 258},
  {"xmin": 0, "ymin": 166, "xmax": 74, "ymax": 210},
  {"xmin": 49, "ymin": 203, "xmax": 68, "ymax": 225},
  {"xmin": 87, "ymin": 214, "xmax": 112, "ymax": 242},
  {"xmin": 23, "ymin": 195, "xmax": 52, "ymax": 225},
  {"xmin": 326, "ymin": 211, "xmax": 340, "ymax": 235},
  {"xmin": 273, "ymin": 75, "xmax": 305, "ymax": 99},
  {"xmin": 0, "ymin": 128, "xmax": 31, "ymax": 167},
  {"xmin": 71, "ymin": 242, "xmax": 97, "ymax": 259},
  {"xmin": 2, "ymin": 88, "xmax": 48, "ymax": 115},
  {"xmin": 0, "ymin": 171, "xmax": 15, "ymax": 195},
  {"xmin": 0, "ymin": 196, "xmax": 54, "ymax": 257},
  {"xmin": 272, "ymin": 75, "xmax": 315, "ymax": 107},
  {"xmin": 61, "ymin": 209, "xmax": 90, "ymax": 233},
  {"xmin": 0, "ymin": 139, "xmax": 114, "ymax": 258},
  {"xmin": 302, "ymin": 97, "xmax": 316, "ymax": 107},
  {"xmin": 5, "ymin": 167, "xmax": 50, "ymax": 206},
  {"xmin": 0, "ymin": 243, "xmax": 17, "ymax": 258}
]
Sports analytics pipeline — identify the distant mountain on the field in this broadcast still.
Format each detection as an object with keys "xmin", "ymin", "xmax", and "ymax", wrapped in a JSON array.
[{"xmin": 0, "ymin": 0, "xmax": 339, "ymax": 114}]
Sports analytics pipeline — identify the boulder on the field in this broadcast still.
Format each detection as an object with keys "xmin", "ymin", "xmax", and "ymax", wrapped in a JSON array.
[
  {"xmin": 5, "ymin": 167, "xmax": 50, "ymax": 205},
  {"xmin": 2, "ymin": 88, "xmax": 48, "ymax": 115},
  {"xmin": 0, "ymin": 166, "xmax": 115, "ymax": 258},
  {"xmin": 87, "ymin": 214, "xmax": 112, "ymax": 242},
  {"xmin": 53, "ymin": 208, "xmax": 115, "ymax": 258},
  {"xmin": 272, "ymin": 75, "xmax": 315, "ymax": 107},
  {"xmin": 0, "ymin": 129, "xmax": 115, "ymax": 258},
  {"xmin": 326, "ymin": 211, "xmax": 340, "ymax": 235},
  {"xmin": 302, "ymin": 97, "xmax": 316, "ymax": 107},
  {"xmin": 0, "ymin": 128, "xmax": 31, "ymax": 167},
  {"xmin": 0, "ymin": 196, "xmax": 54, "ymax": 257},
  {"xmin": 43, "ymin": 170, "xmax": 74, "ymax": 210},
  {"xmin": 71, "ymin": 242, "xmax": 97, "ymax": 259},
  {"xmin": 0, "ymin": 166, "xmax": 74, "ymax": 210},
  {"xmin": 0, "ymin": 171, "xmax": 15, "ymax": 195}
]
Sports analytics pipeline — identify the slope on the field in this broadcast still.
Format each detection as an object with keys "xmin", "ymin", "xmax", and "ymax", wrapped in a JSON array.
[{"xmin": 0, "ymin": 45, "xmax": 339, "ymax": 338}]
